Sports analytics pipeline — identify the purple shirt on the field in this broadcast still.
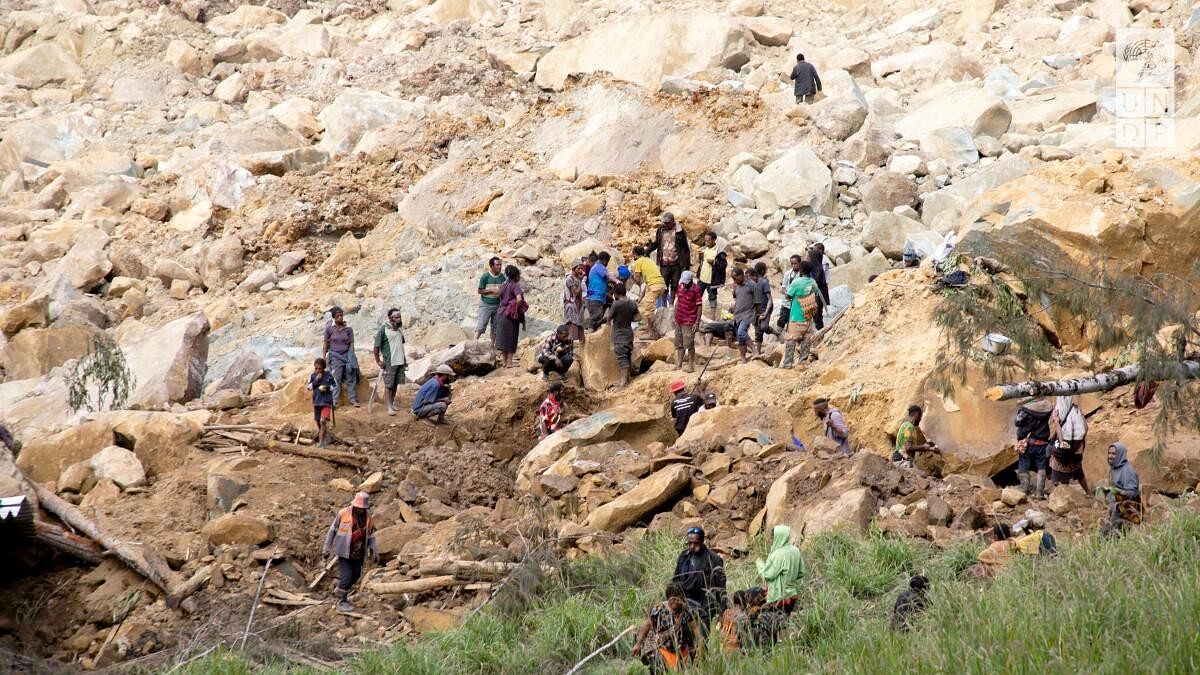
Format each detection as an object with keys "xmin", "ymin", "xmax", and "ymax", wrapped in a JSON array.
[{"xmin": 324, "ymin": 322, "xmax": 353, "ymax": 354}]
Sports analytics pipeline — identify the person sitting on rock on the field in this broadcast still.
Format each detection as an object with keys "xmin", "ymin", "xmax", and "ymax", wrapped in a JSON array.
[
  {"xmin": 669, "ymin": 380, "xmax": 703, "ymax": 436},
  {"xmin": 671, "ymin": 526, "xmax": 727, "ymax": 642},
  {"xmin": 535, "ymin": 382, "xmax": 564, "ymax": 440},
  {"xmin": 411, "ymin": 365, "xmax": 453, "ymax": 425},
  {"xmin": 756, "ymin": 525, "xmax": 804, "ymax": 604},
  {"xmin": 322, "ymin": 491, "xmax": 377, "ymax": 613},
  {"xmin": 537, "ymin": 324, "xmax": 575, "ymax": 381},
  {"xmin": 893, "ymin": 405, "xmax": 938, "ymax": 468},
  {"xmin": 604, "ymin": 284, "xmax": 639, "ymax": 387},
  {"xmin": 306, "ymin": 357, "xmax": 337, "ymax": 448},
  {"xmin": 891, "ymin": 574, "xmax": 929, "ymax": 631},
  {"xmin": 1098, "ymin": 442, "xmax": 1141, "ymax": 538},
  {"xmin": 968, "ymin": 524, "xmax": 1014, "ymax": 580},
  {"xmin": 632, "ymin": 583, "xmax": 700, "ymax": 673}
]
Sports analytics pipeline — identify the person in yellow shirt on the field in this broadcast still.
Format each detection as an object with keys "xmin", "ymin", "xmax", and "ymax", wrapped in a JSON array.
[
  {"xmin": 632, "ymin": 245, "xmax": 666, "ymax": 339},
  {"xmin": 696, "ymin": 232, "xmax": 724, "ymax": 320}
]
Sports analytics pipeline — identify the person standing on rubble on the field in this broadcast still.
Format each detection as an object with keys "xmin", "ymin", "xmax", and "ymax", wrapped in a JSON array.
[
  {"xmin": 1014, "ymin": 398, "xmax": 1054, "ymax": 500},
  {"xmin": 790, "ymin": 53, "xmax": 822, "ymax": 104},
  {"xmin": 474, "ymin": 256, "xmax": 506, "ymax": 342},
  {"xmin": 672, "ymin": 526, "xmax": 727, "ymax": 642},
  {"xmin": 648, "ymin": 212, "xmax": 691, "ymax": 306},
  {"xmin": 605, "ymin": 284, "xmax": 640, "ymax": 387},
  {"xmin": 893, "ymin": 404, "xmax": 938, "ymax": 468},
  {"xmin": 373, "ymin": 308, "xmax": 407, "ymax": 417},
  {"xmin": 324, "ymin": 307, "xmax": 360, "ymax": 408},
  {"xmin": 806, "ymin": 243, "xmax": 829, "ymax": 330},
  {"xmin": 322, "ymin": 491, "xmax": 378, "ymax": 614},
  {"xmin": 631, "ymin": 245, "xmax": 667, "ymax": 340}
]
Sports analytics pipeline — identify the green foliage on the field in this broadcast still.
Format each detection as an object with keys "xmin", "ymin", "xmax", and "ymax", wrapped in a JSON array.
[
  {"xmin": 65, "ymin": 334, "xmax": 134, "ymax": 413},
  {"xmin": 184, "ymin": 511, "xmax": 1200, "ymax": 674},
  {"xmin": 930, "ymin": 230, "xmax": 1200, "ymax": 456}
]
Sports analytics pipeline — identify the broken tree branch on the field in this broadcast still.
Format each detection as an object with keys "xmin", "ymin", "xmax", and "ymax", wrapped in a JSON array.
[
  {"xmin": 564, "ymin": 625, "xmax": 637, "ymax": 675},
  {"xmin": 166, "ymin": 564, "xmax": 216, "ymax": 610},
  {"xmin": 416, "ymin": 558, "xmax": 520, "ymax": 581},
  {"xmin": 263, "ymin": 440, "xmax": 367, "ymax": 468},
  {"xmin": 31, "ymin": 482, "xmax": 174, "ymax": 594},
  {"xmin": 986, "ymin": 361, "xmax": 1200, "ymax": 401}
]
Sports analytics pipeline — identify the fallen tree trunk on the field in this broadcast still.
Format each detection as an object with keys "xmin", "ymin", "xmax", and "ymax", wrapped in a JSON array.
[
  {"xmin": 35, "ymin": 521, "xmax": 103, "ymax": 564},
  {"xmin": 986, "ymin": 361, "xmax": 1200, "ymax": 401},
  {"xmin": 368, "ymin": 575, "xmax": 459, "ymax": 595},
  {"xmin": 416, "ymin": 558, "xmax": 520, "ymax": 581},
  {"xmin": 264, "ymin": 440, "xmax": 368, "ymax": 468},
  {"xmin": 31, "ymin": 482, "xmax": 174, "ymax": 593}
]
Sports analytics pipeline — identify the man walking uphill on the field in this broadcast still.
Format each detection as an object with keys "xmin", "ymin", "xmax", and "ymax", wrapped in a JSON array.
[
  {"xmin": 322, "ymin": 491, "xmax": 377, "ymax": 613},
  {"xmin": 649, "ymin": 212, "xmax": 691, "ymax": 305},
  {"xmin": 373, "ymin": 308, "xmax": 407, "ymax": 416},
  {"xmin": 790, "ymin": 53, "xmax": 822, "ymax": 104},
  {"xmin": 475, "ymin": 257, "xmax": 506, "ymax": 342}
]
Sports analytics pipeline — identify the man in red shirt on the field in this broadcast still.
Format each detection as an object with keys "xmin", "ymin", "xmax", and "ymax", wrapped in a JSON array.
[{"xmin": 673, "ymin": 271, "xmax": 703, "ymax": 372}]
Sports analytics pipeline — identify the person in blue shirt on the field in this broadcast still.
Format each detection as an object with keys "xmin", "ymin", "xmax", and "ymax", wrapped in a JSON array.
[
  {"xmin": 307, "ymin": 358, "xmax": 338, "ymax": 447},
  {"xmin": 586, "ymin": 251, "xmax": 613, "ymax": 332},
  {"xmin": 412, "ymin": 365, "xmax": 454, "ymax": 424}
]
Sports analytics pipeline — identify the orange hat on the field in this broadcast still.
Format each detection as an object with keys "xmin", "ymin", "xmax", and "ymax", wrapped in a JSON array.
[
  {"xmin": 670, "ymin": 380, "xmax": 686, "ymax": 393},
  {"xmin": 351, "ymin": 491, "xmax": 370, "ymax": 509}
]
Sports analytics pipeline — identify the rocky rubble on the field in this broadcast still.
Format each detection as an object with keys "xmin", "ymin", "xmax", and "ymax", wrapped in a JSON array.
[{"xmin": 1, "ymin": 0, "xmax": 1199, "ymax": 666}]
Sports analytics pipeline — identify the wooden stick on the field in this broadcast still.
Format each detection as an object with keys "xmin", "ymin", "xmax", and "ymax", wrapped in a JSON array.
[
  {"xmin": 166, "ymin": 564, "xmax": 216, "ymax": 610},
  {"xmin": 417, "ymin": 558, "xmax": 520, "ymax": 581},
  {"xmin": 308, "ymin": 556, "xmax": 337, "ymax": 590},
  {"xmin": 264, "ymin": 440, "xmax": 368, "ymax": 468},
  {"xmin": 368, "ymin": 575, "xmax": 459, "ymax": 595},
  {"xmin": 203, "ymin": 424, "xmax": 278, "ymax": 431},
  {"xmin": 563, "ymin": 625, "xmax": 637, "ymax": 675},
  {"xmin": 31, "ymin": 482, "xmax": 173, "ymax": 593},
  {"xmin": 240, "ymin": 553, "xmax": 274, "ymax": 650}
]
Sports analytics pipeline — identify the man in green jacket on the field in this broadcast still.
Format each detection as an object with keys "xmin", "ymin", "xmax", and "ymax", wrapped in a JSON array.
[{"xmin": 373, "ymin": 308, "xmax": 407, "ymax": 416}]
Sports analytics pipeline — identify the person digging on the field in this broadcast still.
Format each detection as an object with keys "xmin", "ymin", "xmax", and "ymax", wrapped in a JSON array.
[{"xmin": 322, "ymin": 491, "xmax": 378, "ymax": 614}]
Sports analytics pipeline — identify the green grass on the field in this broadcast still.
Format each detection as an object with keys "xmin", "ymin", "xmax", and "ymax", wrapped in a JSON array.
[{"xmin": 180, "ymin": 511, "xmax": 1200, "ymax": 674}]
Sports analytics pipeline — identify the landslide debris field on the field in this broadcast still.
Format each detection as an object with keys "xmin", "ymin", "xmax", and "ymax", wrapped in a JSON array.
[{"xmin": 1, "ymin": 0, "xmax": 1199, "ymax": 670}]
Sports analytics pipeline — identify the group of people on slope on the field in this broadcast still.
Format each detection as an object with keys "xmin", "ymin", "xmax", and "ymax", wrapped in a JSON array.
[{"xmin": 632, "ymin": 525, "xmax": 805, "ymax": 672}]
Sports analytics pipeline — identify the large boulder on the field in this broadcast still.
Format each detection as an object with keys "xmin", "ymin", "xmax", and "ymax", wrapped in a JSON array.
[
  {"xmin": 0, "ymin": 325, "xmax": 98, "ymax": 380},
  {"xmin": 0, "ymin": 43, "xmax": 82, "ymax": 88},
  {"xmin": 206, "ymin": 5, "xmax": 287, "ymax": 35},
  {"xmin": 201, "ymin": 513, "xmax": 273, "ymax": 546},
  {"xmin": 15, "ymin": 421, "xmax": 114, "ymax": 483},
  {"xmin": 674, "ymin": 405, "xmax": 792, "ymax": 453},
  {"xmin": 118, "ymin": 313, "xmax": 210, "ymax": 408},
  {"xmin": 406, "ymin": 341, "xmax": 496, "ymax": 383},
  {"xmin": 826, "ymin": 249, "xmax": 890, "ymax": 292},
  {"xmin": 895, "ymin": 85, "xmax": 1011, "ymax": 141},
  {"xmin": 0, "ymin": 296, "xmax": 50, "ymax": 337},
  {"xmin": 579, "ymin": 324, "xmax": 638, "ymax": 391},
  {"xmin": 200, "ymin": 236, "xmax": 244, "ymax": 290},
  {"xmin": 919, "ymin": 128, "xmax": 979, "ymax": 168},
  {"xmin": 415, "ymin": 0, "xmax": 500, "ymax": 26},
  {"xmin": 1007, "ymin": 83, "xmax": 1097, "ymax": 133},
  {"xmin": 765, "ymin": 454, "xmax": 892, "ymax": 535},
  {"xmin": 859, "ymin": 172, "xmax": 917, "ymax": 214},
  {"xmin": 752, "ymin": 146, "xmax": 834, "ymax": 215},
  {"xmin": 861, "ymin": 212, "xmax": 926, "ymax": 259},
  {"xmin": 317, "ymin": 90, "xmax": 427, "ymax": 157},
  {"xmin": 920, "ymin": 154, "xmax": 1032, "ymax": 232},
  {"xmin": 208, "ymin": 350, "xmax": 263, "ymax": 395},
  {"xmin": 88, "ymin": 446, "xmax": 146, "ymax": 490},
  {"xmin": 586, "ymin": 464, "xmax": 691, "ymax": 532},
  {"xmin": 535, "ymin": 11, "xmax": 750, "ymax": 91},
  {"xmin": 93, "ymin": 410, "xmax": 205, "ymax": 476},
  {"xmin": 517, "ymin": 405, "xmax": 665, "ymax": 492},
  {"xmin": 206, "ymin": 456, "xmax": 257, "ymax": 516},
  {"xmin": 811, "ymin": 97, "xmax": 867, "ymax": 142}
]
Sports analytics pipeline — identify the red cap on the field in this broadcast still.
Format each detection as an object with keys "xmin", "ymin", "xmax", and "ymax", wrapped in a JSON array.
[
  {"xmin": 351, "ymin": 491, "xmax": 369, "ymax": 509},
  {"xmin": 670, "ymin": 380, "xmax": 686, "ymax": 393}
]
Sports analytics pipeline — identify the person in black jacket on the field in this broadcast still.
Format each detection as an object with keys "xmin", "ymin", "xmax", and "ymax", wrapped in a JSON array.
[
  {"xmin": 806, "ymin": 243, "xmax": 829, "ymax": 330},
  {"xmin": 1015, "ymin": 399, "xmax": 1054, "ymax": 500},
  {"xmin": 790, "ymin": 53, "xmax": 822, "ymax": 104},
  {"xmin": 891, "ymin": 575, "xmax": 929, "ymax": 631},
  {"xmin": 648, "ymin": 212, "xmax": 691, "ymax": 306},
  {"xmin": 671, "ymin": 526, "xmax": 727, "ymax": 641}
]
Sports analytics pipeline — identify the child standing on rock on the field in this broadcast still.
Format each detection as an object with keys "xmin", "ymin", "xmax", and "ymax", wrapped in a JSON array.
[{"xmin": 308, "ymin": 357, "xmax": 338, "ymax": 448}]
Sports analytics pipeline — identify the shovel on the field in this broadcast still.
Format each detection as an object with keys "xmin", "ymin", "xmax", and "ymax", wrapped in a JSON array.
[{"xmin": 366, "ymin": 372, "xmax": 383, "ymax": 413}]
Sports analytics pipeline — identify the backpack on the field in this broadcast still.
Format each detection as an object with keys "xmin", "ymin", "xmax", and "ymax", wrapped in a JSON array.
[{"xmin": 798, "ymin": 288, "xmax": 819, "ymax": 320}]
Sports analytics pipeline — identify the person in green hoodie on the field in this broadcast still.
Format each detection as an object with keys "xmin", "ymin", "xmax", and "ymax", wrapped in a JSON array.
[{"xmin": 755, "ymin": 525, "xmax": 804, "ymax": 603}]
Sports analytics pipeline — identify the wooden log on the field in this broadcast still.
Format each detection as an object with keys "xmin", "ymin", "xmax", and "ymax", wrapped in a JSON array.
[
  {"xmin": 35, "ymin": 521, "xmax": 104, "ymax": 564},
  {"xmin": 166, "ymin": 563, "xmax": 216, "ymax": 609},
  {"xmin": 264, "ymin": 440, "xmax": 368, "ymax": 468},
  {"xmin": 417, "ymin": 558, "xmax": 520, "ymax": 581},
  {"xmin": 367, "ymin": 575, "xmax": 459, "ymax": 595},
  {"xmin": 985, "ymin": 361, "xmax": 1200, "ymax": 401},
  {"xmin": 30, "ymin": 482, "xmax": 174, "ymax": 593}
]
